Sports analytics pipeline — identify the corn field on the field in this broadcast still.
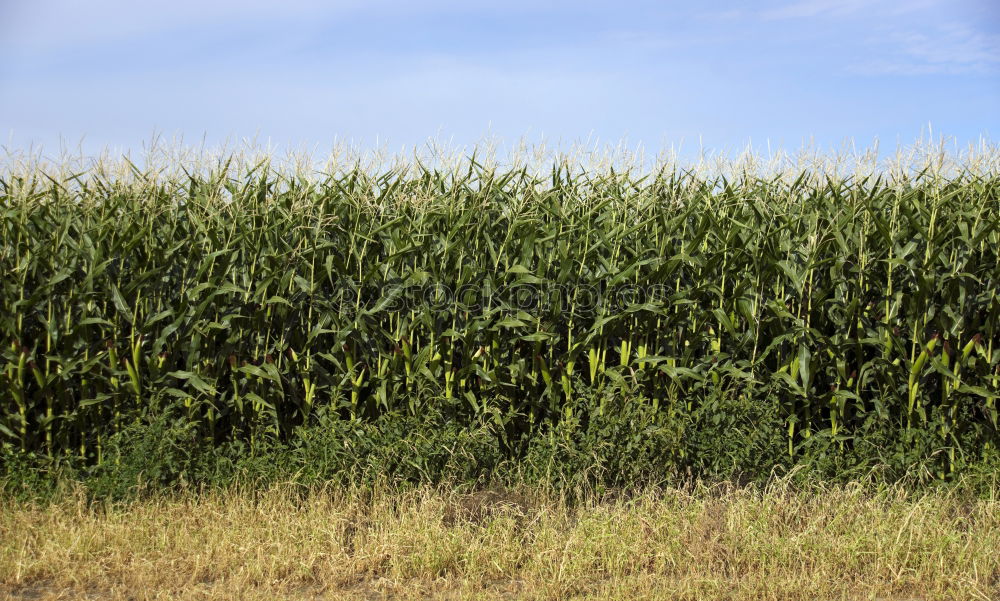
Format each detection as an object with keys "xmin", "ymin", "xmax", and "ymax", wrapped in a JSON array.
[{"xmin": 2, "ymin": 147, "xmax": 999, "ymax": 477}]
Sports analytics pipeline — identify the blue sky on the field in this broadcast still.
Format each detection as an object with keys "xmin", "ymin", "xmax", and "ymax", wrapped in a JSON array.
[{"xmin": 1, "ymin": 0, "xmax": 998, "ymax": 157}]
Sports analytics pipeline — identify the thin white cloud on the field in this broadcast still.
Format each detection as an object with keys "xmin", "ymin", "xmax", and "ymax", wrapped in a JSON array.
[
  {"xmin": 0, "ymin": 0, "xmax": 579, "ymax": 54},
  {"xmin": 761, "ymin": 0, "xmax": 940, "ymax": 20},
  {"xmin": 851, "ymin": 23, "xmax": 1000, "ymax": 75},
  {"xmin": 896, "ymin": 24, "xmax": 1000, "ymax": 68},
  {"xmin": 763, "ymin": 0, "xmax": 875, "ymax": 20},
  {"xmin": 696, "ymin": 9, "xmax": 744, "ymax": 20},
  {"xmin": 0, "ymin": 0, "xmax": 339, "ymax": 52}
]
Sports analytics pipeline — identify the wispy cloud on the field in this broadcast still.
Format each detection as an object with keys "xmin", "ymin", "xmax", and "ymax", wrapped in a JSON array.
[
  {"xmin": 695, "ymin": 9, "xmax": 744, "ymax": 21},
  {"xmin": 761, "ymin": 0, "xmax": 939, "ymax": 20},
  {"xmin": 851, "ymin": 23, "xmax": 1000, "ymax": 75},
  {"xmin": 763, "ymin": 0, "xmax": 876, "ymax": 20},
  {"xmin": 895, "ymin": 24, "xmax": 1000, "ymax": 69},
  {"xmin": 0, "ymin": 0, "xmax": 578, "ymax": 55}
]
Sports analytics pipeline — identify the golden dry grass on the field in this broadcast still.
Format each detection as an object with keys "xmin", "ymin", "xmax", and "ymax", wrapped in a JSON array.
[{"xmin": 1, "ymin": 483, "xmax": 998, "ymax": 600}]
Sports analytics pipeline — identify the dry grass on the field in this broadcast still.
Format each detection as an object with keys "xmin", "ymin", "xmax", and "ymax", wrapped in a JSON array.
[{"xmin": 1, "ymin": 483, "xmax": 998, "ymax": 601}]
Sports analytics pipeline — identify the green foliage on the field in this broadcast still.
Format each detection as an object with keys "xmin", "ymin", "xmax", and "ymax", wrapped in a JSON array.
[{"xmin": 2, "ymin": 152, "xmax": 999, "ymax": 492}]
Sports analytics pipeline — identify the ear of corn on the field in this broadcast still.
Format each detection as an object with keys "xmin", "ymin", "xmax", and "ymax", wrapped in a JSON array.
[{"xmin": 1, "ymin": 145, "xmax": 999, "ymax": 476}]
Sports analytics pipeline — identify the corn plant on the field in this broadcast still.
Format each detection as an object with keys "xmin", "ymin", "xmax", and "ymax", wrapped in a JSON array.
[{"xmin": 1, "ymin": 147, "xmax": 998, "ymax": 477}]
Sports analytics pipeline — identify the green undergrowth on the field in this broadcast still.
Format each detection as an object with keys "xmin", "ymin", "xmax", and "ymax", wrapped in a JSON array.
[{"xmin": 4, "ymin": 390, "xmax": 998, "ymax": 502}]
